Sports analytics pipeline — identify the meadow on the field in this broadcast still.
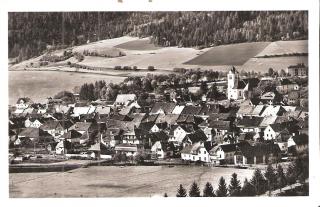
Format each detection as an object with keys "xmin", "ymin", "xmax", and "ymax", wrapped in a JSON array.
[{"xmin": 9, "ymin": 166, "xmax": 254, "ymax": 197}]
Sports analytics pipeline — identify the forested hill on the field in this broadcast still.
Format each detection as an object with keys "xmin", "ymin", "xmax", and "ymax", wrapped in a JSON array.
[{"xmin": 9, "ymin": 11, "xmax": 307, "ymax": 62}]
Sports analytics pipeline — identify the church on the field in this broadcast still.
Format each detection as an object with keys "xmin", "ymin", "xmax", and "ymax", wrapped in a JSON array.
[{"xmin": 227, "ymin": 66, "xmax": 259, "ymax": 100}]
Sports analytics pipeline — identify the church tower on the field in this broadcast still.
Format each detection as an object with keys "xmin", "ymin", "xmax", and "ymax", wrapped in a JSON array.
[{"xmin": 227, "ymin": 66, "xmax": 239, "ymax": 100}]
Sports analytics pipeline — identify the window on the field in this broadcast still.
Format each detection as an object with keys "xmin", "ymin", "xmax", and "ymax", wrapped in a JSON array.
[
  {"xmin": 204, "ymin": 157, "xmax": 206, "ymax": 161},
  {"xmin": 204, "ymin": 151, "xmax": 206, "ymax": 154},
  {"xmin": 193, "ymin": 156, "xmax": 195, "ymax": 160}
]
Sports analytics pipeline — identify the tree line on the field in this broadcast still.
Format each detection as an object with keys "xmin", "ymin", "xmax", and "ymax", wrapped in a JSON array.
[
  {"xmin": 172, "ymin": 156, "xmax": 308, "ymax": 197},
  {"xmin": 9, "ymin": 11, "xmax": 307, "ymax": 62}
]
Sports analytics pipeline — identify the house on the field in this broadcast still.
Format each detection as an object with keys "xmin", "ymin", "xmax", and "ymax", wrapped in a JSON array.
[
  {"xmin": 286, "ymin": 63, "xmax": 308, "ymax": 77},
  {"xmin": 171, "ymin": 105, "xmax": 185, "ymax": 115},
  {"xmin": 227, "ymin": 66, "xmax": 259, "ymax": 100},
  {"xmin": 182, "ymin": 130, "xmax": 208, "ymax": 145},
  {"xmin": 95, "ymin": 106, "xmax": 111, "ymax": 118},
  {"xmin": 102, "ymin": 128, "xmax": 122, "ymax": 147},
  {"xmin": 16, "ymin": 128, "xmax": 55, "ymax": 152},
  {"xmin": 169, "ymin": 125, "xmax": 195, "ymax": 144},
  {"xmin": 150, "ymin": 102, "xmax": 176, "ymax": 115},
  {"xmin": 115, "ymin": 143, "xmax": 138, "ymax": 157},
  {"xmin": 71, "ymin": 105, "xmax": 96, "ymax": 117},
  {"xmin": 114, "ymin": 94, "xmax": 137, "ymax": 107},
  {"xmin": 151, "ymin": 141, "xmax": 166, "ymax": 159},
  {"xmin": 260, "ymin": 105, "xmax": 286, "ymax": 117},
  {"xmin": 287, "ymin": 91, "xmax": 300, "ymax": 105},
  {"xmin": 260, "ymin": 91, "xmax": 282, "ymax": 105},
  {"xmin": 150, "ymin": 122, "xmax": 167, "ymax": 133},
  {"xmin": 40, "ymin": 120, "xmax": 73, "ymax": 139},
  {"xmin": 236, "ymin": 105, "xmax": 254, "ymax": 118},
  {"xmin": 181, "ymin": 142, "xmax": 210, "ymax": 163},
  {"xmin": 234, "ymin": 143, "xmax": 281, "ymax": 165},
  {"xmin": 180, "ymin": 105, "xmax": 202, "ymax": 116},
  {"xmin": 211, "ymin": 142, "xmax": 251, "ymax": 164},
  {"xmin": 264, "ymin": 122, "xmax": 294, "ymax": 141},
  {"xmin": 236, "ymin": 116, "xmax": 263, "ymax": 133},
  {"xmin": 287, "ymin": 134, "xmax": 308, "ymax": 154},
  {"xmin": 68, "ymin": 122, "xmax": 97, "ymax": 135},
  {"xmin": 276, "ymin": 79, "xmax": 300, "ymax": 94},
  {"xmin": 60, "ymin": 129, "xmax": 82, "ymax": 143},
  {"xmin": 16, "ymin": 97, "xmax": 33, "ymax": 110},
  {"xmin": 25, "ymin": 118, "xmax": 44, "ymax": 128},
  {"xmin": 209, "ymin": 120, "xmax": 231, "ymax": 143}
]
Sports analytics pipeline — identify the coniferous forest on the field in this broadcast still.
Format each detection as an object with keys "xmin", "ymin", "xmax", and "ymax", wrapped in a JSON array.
[{"xmin": 9, "ymin": 11, "xmax": 308, "ymax": 62}]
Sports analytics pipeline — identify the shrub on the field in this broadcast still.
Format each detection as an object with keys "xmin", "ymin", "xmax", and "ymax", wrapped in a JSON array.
[{"xmin": 148, "ymin": 66, "xmax": 155, "ymax": 71}]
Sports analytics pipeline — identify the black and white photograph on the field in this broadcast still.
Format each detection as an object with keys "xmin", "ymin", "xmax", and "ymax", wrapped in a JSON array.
[{"xmin": 2, "ymin": 0, "xmax": 320, "ymax": 206}]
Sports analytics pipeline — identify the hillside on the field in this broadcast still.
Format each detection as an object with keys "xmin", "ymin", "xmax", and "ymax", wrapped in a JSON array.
[
  {"xmin": 9, "ymin": 11, "xmax": 308, "ymax": 63},
  {"xmin": 9, "ymin": 36, "xmax": 308, "ymax": 74}
]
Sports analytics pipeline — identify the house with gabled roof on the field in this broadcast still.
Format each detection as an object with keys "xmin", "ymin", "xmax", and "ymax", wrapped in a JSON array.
[
  {"xmin": 40, "ymin": 120, "xmax": 73, "ymax": 139},
  {"xmin": 68, "ymin": 122, "xmax": 97, "ymax": 135},
  {"xmin": 181, "ymin": 141, "xmax": 210, "ymax": 163},
  {"xmin": 276, "ymin": 79, "xmax": 299, "ymax": 94},
  {"xmin": 180, "ymin": 105, "xmax": 202, "ymax": 116},
  {"xmin": 260, "ymin": 105, "xmax": 286, "ymax": 117},
  {"xmin": 236, "ymin": 116, "xmax": 263, "ymax": 133},
  {"xmin": 60, "ymin": 129, "xmax": 82, "ymax": 143},
  {"xmin": 264, "ymin": 122, "xmax": 296, "ymax": 141},
  {"xmin": 169, "ymin": 125, "xmax": 195, "ymax": 145},
  {"xmin": 182, "ymin": 130, "xmax": 208, "ymax": 145},
  {"xmin": 114, "ymin": 94, "xmax": 137, "ymax": 107},
  {"xmin": 150, "ymin": 102, "xmax": 176, "ymax": 115}
]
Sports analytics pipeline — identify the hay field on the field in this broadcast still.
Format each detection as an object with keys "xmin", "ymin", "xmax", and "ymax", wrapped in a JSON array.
[
  {"xmin": 115, "ymin": 37, "xmax": 162, "ymax": 50},
  {"xmin": 255, "ymin": 40, "xmax": 308, "ymax": 57},
  {"xmin": 10, "ymin": 166, "xmax": 254, "ymax": 197},
  {"xmin": 184, "ymin": 42, "xmax": 270, "ymax": 66}
]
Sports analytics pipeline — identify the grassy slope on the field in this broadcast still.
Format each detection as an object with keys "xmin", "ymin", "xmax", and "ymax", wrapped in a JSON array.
[
  {"xmin": 115, "ymin": 38, "xmax": 162, "ymax": 50},
  {"xmin": 184, "ymin": 42, "xmax": 270, "ymax": 66}
]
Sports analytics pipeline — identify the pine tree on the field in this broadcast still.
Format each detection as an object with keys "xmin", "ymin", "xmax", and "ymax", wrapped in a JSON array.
[
  {"xmin": 286, "ymin": 163, "xmax": 297, "ymax": 185},
  {"xmin": 276, "ymin": 165, "xmax": 287, "ymax": 191},
  {"xmin": 240, "ymin": 178, "xmax": 256, "ymax": 196},
  {"xmin": 189, "ymin": 181, "xmax": 201, "ymax": 197},
  {"xmin": 264, "ymin": 164, "xmax": 277, "ymax": 194},
  {"xmin": 250, "ymin": 169, "xmax": 267, "ymax": 195},
  {"xmin": 216, "ymin": 177, "xmax": 228, "ymax": 197},
  {"xmin": 203, "ymin": 182, "xmax": 215, "ymax": 197},
  {"xmin": 228, "ymin": 173, "xmax": 241, "ymax": 196},
  {"xmin": 176, "ymin": 184, "xmax": 187, "ymax": 197}
]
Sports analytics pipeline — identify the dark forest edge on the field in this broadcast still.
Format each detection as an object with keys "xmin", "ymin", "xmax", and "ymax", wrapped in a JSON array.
[{"xmin": 9, "ymin": 11, "xmax": 307, "ymax": 63}]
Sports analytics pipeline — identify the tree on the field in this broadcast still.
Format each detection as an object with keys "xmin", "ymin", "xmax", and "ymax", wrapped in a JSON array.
[
  {"xmin": 280, "ymin": 69, "xmax": 286, "ymax": 77},
  {"xmin": 216, "ymin": 177, "xmax": 228, "ymax": 197},
  {"xmin": 203, "ymin": 182, "xmax": 215, "ymax": 197},
  {"xmin": 228, "ymin": 173, "xmax": 241, "ymax": 196},
  {"xmin": 164, "ymin": 193, "xmax": 168, "ymax": 197},
  {"xmin": 250, "ymin": 169, "xmax": 267, "ymax": 195},
  {"xmin": 276, "ymin": 165, "xmax": 287, "ymax": 191},
  {"xmin": 189, "ymin": 181, "xmax": 201, "ymax": 197},
  {"xmin": 264, "ymin": 164, "xmax": 277, "ymax": 195},
  {"xmin": 176, "ymin": 184, "xmax": 187, "ymax": 197},
  {"xmin": 240, "ymin": 178, "xmax": 256, "ymax": 196},
  {"xmin": 268, "ymin": 68, "xmax": 274, "ymax": 76},
  {"xmin": 286, "ymin": 163, "xmax": 297, "ymax": 185}
]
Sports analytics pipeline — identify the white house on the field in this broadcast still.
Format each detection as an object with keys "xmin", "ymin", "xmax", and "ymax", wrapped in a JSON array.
[
  {"xmin": 151, "ymin": 141, "xmax": 165, "ymax": 159},
  {"xmin": 170, "ymin": 125, "xmax": 192, "ymax": 144},
  {"xmin": 114, "ymin": 94, "xmax": 137, "ymax": 107},
  {"xmin": 180, "ymin": 142, "xmax": 210, "ymax": 163}
]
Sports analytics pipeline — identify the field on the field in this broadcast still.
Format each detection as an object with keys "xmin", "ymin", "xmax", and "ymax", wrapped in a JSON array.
[
  {"xmin": 9, "ymin": 166, "xmax": 254, "ymax": 197},
  {"xmin": 115, "ymin": 38, "xmax": 162, "ymax": 50},
  {"xmin": 255, "ymin": 40, "xmax": 308, "ymax": 57},
  {"xmin": 9, "ymin": 71, "xmax": 125, "ymax": 105},
  {"xmin": 9, "ymin": 37, "xmax": 308, "ymax": 75},
  {"xmin": 184, "ymin": 42, "xmax": 270, "ymax": 66}
]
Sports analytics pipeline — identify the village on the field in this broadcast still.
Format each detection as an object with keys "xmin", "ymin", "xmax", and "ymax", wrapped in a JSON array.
[{"xmin": 8, "ymin": 63, "xmax": 308, "ymax": 169}]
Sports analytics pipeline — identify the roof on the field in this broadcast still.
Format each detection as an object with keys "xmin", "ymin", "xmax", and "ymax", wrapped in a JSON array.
[
  {"xmin": 237, "ymin": 116, "xmax": 263, "ymax": 128},
  {"xmin": 172, "ymin": 105, "xmax": 185, "ymax": 115},
  {"xmin": 180, "ymin": 105, "xmax": 202, "ymax": 115},
  {"xmin": 180, "ymin": 142, "xmax": 205, "ymax": 154},
  {"xmin": 69, "ymin": 122, "xmax": 94, "ymax": 131},
  {"xmin": 184, "ymin": 130, "xmax": 207, "ymax": 143},
  {"xmin": 251, "ymin": 105, "xmax": 266, "ymax": 116},
  {"xmin": 18, "ymin": 128, "xmax": 52, "ymax": 139},
  {"xmin": 237, "ymin": 105, "xmax": 254, "ymax": 116},
  {"xmin": 95, "ymin": 106, "xmax": 111, "ymax": 115},
  {"xmin": 218, "ymin": 142, "xmax": 251, "ymax": 153},
  {"xmin": 208, "ymin": 120, "xmax": 230, "ymax": 130},
  {"xmin": 150, "ymin": 102, "xmax": 176, "ymax": 114},
  {"xmin": 261, "ymin": 105, "xmax": 286, "ymax": 117},
  {"xmin": 61, "ymin": 129, "xmax": 82, "ymax": 139},
  {"xmin": 288, "ymin": 91, "xmax": 300, "ymax": 99},
  {"xmin": 155, "ymin": 114, "xmax": 179, "ymax": 125},
  {"xmin": 279, "ymin": 79, "xmax": 293, "ymax": 85},
  {"xmin": 259, "ymin": 116, "xmax": 277, "ymax": 127},
  {"xmin": 176, "ymin": 115, "xmax": 203, "ymax": 124},
  {"xmin": 16, "ymin": 97, "xmax": 33, "ymax": 104},
  {"xmin": 115, "ymin": 94, "xmax": 137, "ymax": 104},
  {"xmin": 239, "ymin": 143, "xmax": 281, "ymax": 157},
  {"xmin": 115, "ymin": 143, "xmax": 138, "ymax": 152},
  {"xmin": 233, "ymin": 80, "xmax": 247, "ymax": 89},
  {"xmin": 198, "ymin": 104, "xmax": 221, "ymax": 115}
]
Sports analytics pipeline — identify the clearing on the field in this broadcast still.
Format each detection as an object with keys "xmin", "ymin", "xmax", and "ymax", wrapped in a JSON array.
[{"xmin": 115, "ymin": 37, "xmax": 162, "ymax": 50}]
